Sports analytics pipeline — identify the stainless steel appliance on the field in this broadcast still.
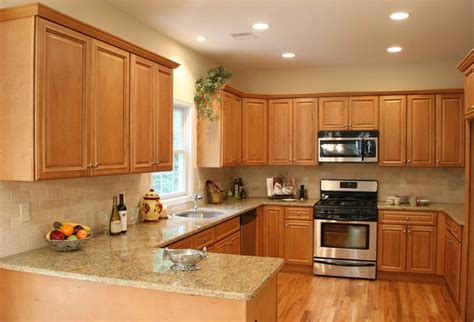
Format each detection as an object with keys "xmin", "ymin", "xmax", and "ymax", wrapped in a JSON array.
[
  {"xmin": 240, "ymin": 209, "xmax": 257, "ymax": 256},
  {"xmin": 313, "ymin": 179, "xmax": 378, "ymax": 279},
  {"xmin": 318, "ymin": 131, "xmax": 378, "ymax": 163}
]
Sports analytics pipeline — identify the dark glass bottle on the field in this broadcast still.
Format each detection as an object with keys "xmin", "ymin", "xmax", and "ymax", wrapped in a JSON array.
[{"xmin": 118, "ymin": 193, "xmax": 127, "ymax": 233}]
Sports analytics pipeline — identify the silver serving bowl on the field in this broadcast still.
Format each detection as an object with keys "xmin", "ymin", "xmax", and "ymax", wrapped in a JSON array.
[{"xmin": 163, "ymin": 247, "xmax": 208, "ymax": 271}]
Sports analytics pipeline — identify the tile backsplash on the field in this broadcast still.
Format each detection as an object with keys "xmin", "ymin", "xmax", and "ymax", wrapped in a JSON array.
[
  {"xmin": 0, "ymin": 164, "xmax": 464, "ymax": 258},
  {"xmin": 231, "ymin": 164, "xmax": 465, "ymax": 203}
]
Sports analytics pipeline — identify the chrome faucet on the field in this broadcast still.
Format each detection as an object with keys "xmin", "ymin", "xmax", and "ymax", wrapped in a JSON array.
[{"xmin": 193, "ymin": 193, "xmax": 203, "ymax": 210}]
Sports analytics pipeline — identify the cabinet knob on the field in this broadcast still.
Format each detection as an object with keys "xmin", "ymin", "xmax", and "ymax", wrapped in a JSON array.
[
  {"xmin": 285, "ymin": 224, "xmax": 289, "ymax": 227},
  {"xmin": 407, "ymin": 160, "xmax": 411, "ymax": 163},
  {"xmin": 402, "ymin": 160, "xmax": 406, "ymax": 163},
  {"xmin": 471, "ymin": 104, "xmax": 474, "ymax": 109},
  {"xmin": 403, "ymin": 229, "xmax": 406, "ymax": 233},
  {"xmin": 436, "ymin": 160, "xmax": 440, "ymax": 163},
  {"xmin": 406, "ymin": 216, "xmax": 409, "ymax": 220},
  {"xmin": 86, "ymin": 163, "xmax": 92, "ymax": 168},
  {"xmin": 92, "ymin": 163, "xmax": 98, "ymax": 168}
]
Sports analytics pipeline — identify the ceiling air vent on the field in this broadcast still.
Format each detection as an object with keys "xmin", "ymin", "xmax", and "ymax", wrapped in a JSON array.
[{"xmin": 230, "ymin": 32, "xmax": 257, "ymax": 40}]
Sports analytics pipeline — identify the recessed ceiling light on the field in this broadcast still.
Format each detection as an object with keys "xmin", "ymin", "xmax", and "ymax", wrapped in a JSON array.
[
  {"xmin": 282, "ymin": 52, "xmax": 296, "ymax": 58},
  {"xmin": 389, "ymin": 12, "xmax": 410, "ymax": 20},
  {"xmin": 252, "ymin": 23, "xmax": 270, "ymax": 30},
  {"xmin": 196, "ymin": 36, "xmax": 207, "ymax": 42},
  {"xmin": 387, "ymin": 46, "xmax": 403, "ymax": 53}
]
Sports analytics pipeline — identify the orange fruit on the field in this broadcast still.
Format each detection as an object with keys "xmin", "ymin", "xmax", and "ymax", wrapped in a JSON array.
[
  {"xmin": 76, "ymin": 229, "xmax": 88, "ymax": 239},
  {"xmin": 60, "ymin": 224, "xmax": 74, "ymax": 237}
]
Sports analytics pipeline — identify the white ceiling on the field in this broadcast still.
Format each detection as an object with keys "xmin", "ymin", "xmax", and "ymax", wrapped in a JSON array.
[{"xmin": 106, "ymin": 0, "xmax": 473, "ymax": 70}]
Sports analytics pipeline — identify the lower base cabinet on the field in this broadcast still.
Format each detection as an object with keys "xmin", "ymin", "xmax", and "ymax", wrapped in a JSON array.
[
  {"xmin": 283, "ymin": 220, "xmax": 313, "ymax": 265},
  {"xmin": 262, "ymin": 206, "xmax": 285, "ymax": 257},
  {"xmin": 214, "ymin": 231, "xmax": 241, "ymax": 255},
  {"xmin": 444, "ymin": 231, "xmax": 461, "ymax": 302},
  {"xmin": 378, "ymin": 211, "xmax": 437, "ymax": 275}
]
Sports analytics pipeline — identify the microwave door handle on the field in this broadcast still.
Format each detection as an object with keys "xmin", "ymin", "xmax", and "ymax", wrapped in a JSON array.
[{"xmin": 361, "ymin": 139, "xmax": 366, "ymax": 161}]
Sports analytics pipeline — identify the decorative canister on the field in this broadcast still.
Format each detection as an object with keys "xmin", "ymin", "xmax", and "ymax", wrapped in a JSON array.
[{"xmin": 140, "ymin": 189, "xmax": 163, "ymax": 222}]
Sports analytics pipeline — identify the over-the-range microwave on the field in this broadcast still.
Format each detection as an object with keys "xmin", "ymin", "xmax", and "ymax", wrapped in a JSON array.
[{"xmin": 318, "ymin": 131, "xmax": 378, "ymax": 163}]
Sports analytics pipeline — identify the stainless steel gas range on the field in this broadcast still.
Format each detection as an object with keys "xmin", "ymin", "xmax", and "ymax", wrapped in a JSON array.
[{"xmin": 313, "ymin": 179, "xmax": 378, "ymax": 279}]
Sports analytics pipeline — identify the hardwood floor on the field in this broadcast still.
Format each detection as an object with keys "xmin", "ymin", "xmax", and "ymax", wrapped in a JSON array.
[{"xmin": 278, "ymin": 272, "xmax": 461, "ymax": 322}]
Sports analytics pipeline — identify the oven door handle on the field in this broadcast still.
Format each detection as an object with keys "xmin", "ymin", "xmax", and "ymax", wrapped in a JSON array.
[{"xmin": 314, "ymin": 259, "xmax": 376, "ymax": 267}]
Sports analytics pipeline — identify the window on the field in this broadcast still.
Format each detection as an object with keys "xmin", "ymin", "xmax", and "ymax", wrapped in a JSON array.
[{"xmin": 151, "ymin": 102, "xmax": 192, "ymax": 201}]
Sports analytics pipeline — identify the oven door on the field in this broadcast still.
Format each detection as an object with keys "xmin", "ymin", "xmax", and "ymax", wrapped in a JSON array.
[
  {"xmin": 318, "ymin": 138, "xmax": 363, "ymax": 162},
  {"xmin": 314, "ymin": 219, "xmax": 377, "ymax": 261}
]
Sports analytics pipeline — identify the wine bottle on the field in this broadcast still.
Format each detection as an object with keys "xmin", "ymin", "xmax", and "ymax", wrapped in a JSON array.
[
  {"xmin": 118, "ymin": 193, "xmax": 127, "ymax": 234},
  {"xmin": 109, "ymin": 196, "xmax": 121, "ymax": 236}
]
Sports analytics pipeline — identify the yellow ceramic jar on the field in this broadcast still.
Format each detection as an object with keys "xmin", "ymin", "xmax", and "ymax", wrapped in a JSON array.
[{"xmin": 140, "ymin": 189, "xmax": 163, "ymax": 222}]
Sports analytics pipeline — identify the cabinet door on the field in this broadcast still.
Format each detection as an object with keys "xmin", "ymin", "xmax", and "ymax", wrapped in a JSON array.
[
  {"xmin": 168, "ymin": 236, "xmax": 194, "ymax": 249},
  {"xmin": 407, "ymin": 95, "xmax": 436, "ymax": 167},
  {"xmin": 232, "ymin": 95, "xmax": 242, "ymax": 165},
  {"xmin": 318, "ymin": 97, "xmax": 348, "ymax": 130},
  {"xmin": 269, "ymin": 99, "xmax": 293, "ymax": 165},
  {"xmin": 256, "ymin": 207, "xmax": 264, "ymax": 256},
  {"xmin": 445, "ymin": 232, "xmax": 461, "ymax": 301},
  {"xmin": 377, "ymin": 224, "xmax": 406, "ymax": 272},
  {"xmin": 406, "ymin": 225, "xmax": 437, "ymax": 274},
  {"xmin": 221, "ymin": 91, "xmax": 234, "ymax": 167},
  {"xmin": 293, "ymin": 98, "xmax": 318, "ymax": 165},
  {"xmin": 379, "ymin": 96, "xmax": 407, "ymax": 167},
  {"xmin": 35, "ymin": 19, "xmax": 90, "ymax": 180},
  {"xmin": 284, "ymin": 220, "xmax": 313, "ymax": 265},
  {"xmin": 130, "ymin": 55, "xmax": 155, "ymax": 173},
  {"xmin": 348, "ymin": 96, "xmax": 378, "ymax": 130},
  {"xmin": 436, "ymin": 94, "xmax": 464, "ymax": 167},
  {"xmin": 213, "ymin": 239, "xmax": 229, "ymax": 254},
  {"xmin": 155, "ymin": 65, "xmax": 173, "ymax": 171},
  {"xmin": 227, "ymin": 231, "xmax": 241, "ymax": 255},
  {"xmin": 465, "ymin": 68, "xmax": 474, "ymax": 115},
  {"xmin": 242, "ymin": 98, "xmax": 268, "ymax": 165},
  {"xmin": 90, "ymin": 40, "xmax": 130, "ymax": 176},
  {"xmin": 262, "ymin": 206, "xmax": 284, "ymax": 258}
]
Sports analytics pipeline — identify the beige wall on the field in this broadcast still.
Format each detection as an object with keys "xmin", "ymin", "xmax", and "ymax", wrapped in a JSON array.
[{"xmin": 232, "ymin": 60, "xmax": 464, "ymax": 94}]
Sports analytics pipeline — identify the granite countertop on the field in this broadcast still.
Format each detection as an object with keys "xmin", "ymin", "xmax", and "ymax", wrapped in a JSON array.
[
  {"xmin": 0, "ymin": 197, "xmax": 313, "ymax": 301},
  {"xmin": 378, "ymin": 202, "xmax": 464, "ymax": 225}
]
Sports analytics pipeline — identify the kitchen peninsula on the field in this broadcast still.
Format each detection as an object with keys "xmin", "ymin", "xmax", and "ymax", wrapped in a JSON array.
[{"xmin": 0, "ymin": 200, "xmax": 287, "ymax": 321}]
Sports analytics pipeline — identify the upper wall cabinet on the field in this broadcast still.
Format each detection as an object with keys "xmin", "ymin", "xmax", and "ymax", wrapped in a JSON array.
[
  {"xmin": 379, "ymin": 94, "xmax": 464, "ymax": 168},
  {"xmin": 242, "ymin": 98, "xmax": 268, "ymax": 165},
  {"xmin": 319, "ymin": 96, "xmax": 378, "ymax": 131},
  {"xmin": 268, "ymin": 98, "xmax": 318, "ymax": 165},
  {"xmin": 0, "ymin": 4, "xmax": 178, "ymax": 181},
  {"xmin": 197, "ymin": 90, "xmax": 242, "ymax": 167},
  {"xmin": 130, "ymin": 55, "xmax": 174, "ymax": 173}
]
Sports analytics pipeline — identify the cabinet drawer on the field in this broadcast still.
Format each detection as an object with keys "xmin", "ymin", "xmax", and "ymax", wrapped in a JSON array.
[
  {"xmin": 379, "ymin": 211, "xmax": 437, "ymax": 225},
  {"xmin": 215, "ymin": 217, "xmax": 240, "ymax": 241},
  {"xmin": 168, "ymin": 236, "xmax": 194, "ymax": 249},
  {"xmin": 194, "ymin": 228, "xmax": 215, "ymax": 249},
  {"xmin": 445, "ymin": 215, "xmax": 462, "ymax": 242},
  {"xmin": 284, "ymin": 207, "xmax": 313, "ymax": 220}
]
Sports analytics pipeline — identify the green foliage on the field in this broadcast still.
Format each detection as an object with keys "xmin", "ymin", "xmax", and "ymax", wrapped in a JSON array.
[{"xmin": 194, "ymin": 66, "xmax": 232, "ymax": 121}]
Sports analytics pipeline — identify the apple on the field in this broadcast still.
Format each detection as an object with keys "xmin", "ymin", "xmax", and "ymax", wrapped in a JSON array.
[
  {"xmin": 67, "ymin": 235, "xmax": 78, "ymax": 241},
  {"xmin": 50, "ymin": 230, "xmax": 65, "ymax": 241}
]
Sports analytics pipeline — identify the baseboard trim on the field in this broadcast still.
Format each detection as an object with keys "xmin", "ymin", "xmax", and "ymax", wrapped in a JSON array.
[
  {"xmin": 281, "ymin": 264, "xmax": 313, "ymax": 274},
  {"xmin": 377, "ymin": 271, "xmax": 445, "ymax": 284}
]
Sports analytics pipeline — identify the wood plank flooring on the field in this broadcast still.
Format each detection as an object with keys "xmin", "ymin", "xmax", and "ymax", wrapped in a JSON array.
[{"xmin": 278, "ymin": 272, "xmax": 461, "ymax": 322}]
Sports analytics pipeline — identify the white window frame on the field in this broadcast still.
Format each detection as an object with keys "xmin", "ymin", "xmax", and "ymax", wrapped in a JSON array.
[{"xmin": 151, "ymin": 99, "xmax": 193, "ymax": 206}]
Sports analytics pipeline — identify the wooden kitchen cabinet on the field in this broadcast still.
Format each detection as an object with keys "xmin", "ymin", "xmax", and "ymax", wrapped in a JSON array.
[
  {"xmin": 35, "ymin": 18, "xmax": 91, "ymax": 180},
  {"xmin": 407, "ymin": 95, "xmax": 436, "ymax": 167},
  {"xmin": 214, "ymin": 231, "xmax": 241, "ymax": 255},
  {"xmin": 436, "ymin": 94, "xmax": 464, "ymax": 167},
  {"xmin": 198, "ymin": 90, "xmax": 241, "ymax": 167},
  {"xmin": 90, "ymin": 40, "xmax": 130, "ymax": 176},
  {"xmin": 445, "ymin": 231, "xmax": 462, "ymax": 301},
  {"xmin": 283, "ymin": 220, "xmax": 313, "ymax": 265},
  {"xmin": 242, "ymin": 98, "xmax": 268, "ymax": 165},
  {"xmin": 130, "ymin": 55, "xmax": 155, "ymax": 173},
  {"xmin": 0, "ymin": 8, "xmax": 178, "ymax": 181},
  {"xmin": 262, "ymin": 206, "xmax": 284, "ymax": 257},
  {"xmin": 348, "ymin": 96, "xmax": 379, "ymax": 130},
  {"xmin": 406, "ymin": 225, "xmax": 437, "ymax": 274},
  {"xmin": 377, "ymin": 224, "xmax": 407, "ymax": 272},
  {"xmin": 130, "ymin": 55, "xmax": 174, "ymax": 173},
  {"xmin": 269, "ymin": 99, "xmax": 293, "ymax": 165},
  {"xmin": 293, "ymin": 98, "xmax": 318, "ymax": 165},
  {"xmin": 464, "ymin": 67, "xmax": 474, "ymax": 117},
  {"xmin": 319, "ymin": 97, "xmax": 348, "ymax": 130},
  {"xmin": 378, "ymin": 211, "xmax": 437, "ymax": 274},
  {"xmin": 319, "ymin": 96, "xmax": 378, "ymax": 131},
  {"xmin": 268, "ymin": 98, "xmax": 318, "ymax": 165},
  {"xmin": 379, "ymin": 96, "xmax": 407, "ymax": 167}
]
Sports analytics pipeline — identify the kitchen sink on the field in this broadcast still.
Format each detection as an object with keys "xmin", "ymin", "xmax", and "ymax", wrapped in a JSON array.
[{"xmin": 172, "ymin": 210, "xmax": 225, "ymax": 219}]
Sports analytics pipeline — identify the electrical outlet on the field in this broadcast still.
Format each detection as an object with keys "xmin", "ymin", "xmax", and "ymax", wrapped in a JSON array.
[
  {"xmin": 20, "ymin": 202, "xmax": 31, "ymax": 223},
  {"xmin": 400, "ymin": 179, "xmax": 407, "ymax": 187},
  {"xmin": 302, "ymin": 177, "xmax": 309, "ymax": 185}
]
